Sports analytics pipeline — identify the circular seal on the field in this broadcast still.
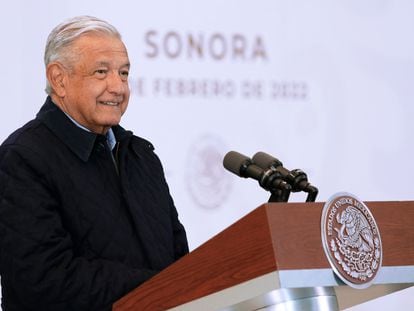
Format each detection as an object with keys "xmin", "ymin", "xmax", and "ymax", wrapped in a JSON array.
[
  {"xmin": 321, "ymin": 192, "xmax": 382, "ymax": 289},
  {"xmin": 185, "ymin": 134, "xmax": 232, "ymax": 209}
]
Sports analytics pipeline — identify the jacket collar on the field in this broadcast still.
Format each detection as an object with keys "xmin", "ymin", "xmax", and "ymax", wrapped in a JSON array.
[{"xmin": 36, "ymin": 96, "xmax": 132, "ymax": 161}]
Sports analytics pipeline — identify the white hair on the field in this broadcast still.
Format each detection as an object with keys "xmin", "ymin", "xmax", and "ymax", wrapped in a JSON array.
[{"xmin": 44, "ymin": 15, "xmax": 121, "ymax": 94}]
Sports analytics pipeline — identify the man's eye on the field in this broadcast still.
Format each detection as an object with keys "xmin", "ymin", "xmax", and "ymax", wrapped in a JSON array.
[
  {"xmin": 120, "ymin": 70, "xmax": 129, "ymax": 80},
  {"xmin": 95, "ymin": 69, "xmax": 107, "ymax": 76}
]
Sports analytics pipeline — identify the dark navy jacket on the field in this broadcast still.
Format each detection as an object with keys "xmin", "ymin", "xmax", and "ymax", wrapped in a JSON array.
[{"xmin": 0, "ymin": 97, "xmax": 188, "ymax": 310}]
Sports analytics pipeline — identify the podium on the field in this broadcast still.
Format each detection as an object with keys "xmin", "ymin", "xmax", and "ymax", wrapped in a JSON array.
[{"xmin": 113, "ymin": 201, "xmax": 414, "ymax": 310}]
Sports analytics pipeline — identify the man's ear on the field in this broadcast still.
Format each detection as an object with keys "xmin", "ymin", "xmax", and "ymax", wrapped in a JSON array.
[{"xmin": 46, "ymin": 62, "xmax": 67, "ymax": 97}]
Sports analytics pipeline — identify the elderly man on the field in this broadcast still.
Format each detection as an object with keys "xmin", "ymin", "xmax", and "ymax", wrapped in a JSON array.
[{"xmin": 0, "ymin": 16, "xmax": 188, "ymax": 310}]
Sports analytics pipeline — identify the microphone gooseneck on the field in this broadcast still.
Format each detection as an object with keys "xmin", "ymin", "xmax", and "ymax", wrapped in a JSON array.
[
  {"xmin": 223, "ymin": 151, "xmax": 291, "ymax": 202},
  {"xmin": 223, "ymin": 150, "xmax": 318, "ymax": 203},
  {"xmin": 252, "ymin": 151, "xmax": 318, "ymax": 202}
]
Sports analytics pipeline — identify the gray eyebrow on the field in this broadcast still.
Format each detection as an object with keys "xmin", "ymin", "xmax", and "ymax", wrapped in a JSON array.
[{"xmin": 94, "ymin": 61, "xmax": 130, "ymax": 68}]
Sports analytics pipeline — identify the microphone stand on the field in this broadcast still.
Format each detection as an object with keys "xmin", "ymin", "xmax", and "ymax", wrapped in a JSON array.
[
  {"xmin": 264, "ymin": 168, "xmax": 318, "ymax": 203},
  {"xmin": 259, "ymin": 167, "xmax": 292, "ymax": 202},
  {"xmin": 268, "ymin": 189, "xmax": 291, "ymax": 202},
  {"xmin": 288, "ymin": 169, "xmax": 318, "ymax": 202},
  {"xmin": 304, "ymin": 185, "xmax": 318, "ymax": 202}
]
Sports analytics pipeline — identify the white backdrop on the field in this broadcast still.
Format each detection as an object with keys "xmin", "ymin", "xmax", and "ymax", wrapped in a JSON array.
[{"xmin": 1, "ymin": 0, "xmax": 413, "ymax": 308}]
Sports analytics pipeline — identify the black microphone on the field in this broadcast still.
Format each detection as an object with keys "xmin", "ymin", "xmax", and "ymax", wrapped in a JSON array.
[
  {"xmin": 223, "ymin": 151, "xmax": 262, "ymax": 180},
  {"xmin": 252, "ymin": 151, "xmax": 318, "ymax": 202},
  {"xmin": 223, "ymin": 151, "xmax": 291, "ymax": 201}
]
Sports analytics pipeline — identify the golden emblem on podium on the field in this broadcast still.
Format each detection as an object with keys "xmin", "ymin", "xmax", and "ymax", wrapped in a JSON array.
[{"xmin": 321, "ymin": 192, "xmax": 383, "ymax": 289}]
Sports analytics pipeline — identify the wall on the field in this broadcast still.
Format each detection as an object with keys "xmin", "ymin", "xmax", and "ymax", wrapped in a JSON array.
[{"xmin": 0, "ymin": 0, "xmax": 413, "ymax": 308}]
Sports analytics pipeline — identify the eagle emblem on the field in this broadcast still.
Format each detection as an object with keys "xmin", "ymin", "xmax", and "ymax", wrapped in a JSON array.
[{"xmin": 321, "ymin": 193, "xmax": 382, "ymax": 288}]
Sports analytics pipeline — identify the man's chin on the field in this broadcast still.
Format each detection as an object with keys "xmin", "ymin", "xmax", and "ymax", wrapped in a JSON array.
[{"xmin": 92, "ymin": 122, "xmax": 120, "ymax": 135}]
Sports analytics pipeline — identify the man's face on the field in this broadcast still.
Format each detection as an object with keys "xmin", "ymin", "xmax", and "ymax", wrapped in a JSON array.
[{"xmin": 59, "ymin": 33, "xmax": 130, "ymax": 134}]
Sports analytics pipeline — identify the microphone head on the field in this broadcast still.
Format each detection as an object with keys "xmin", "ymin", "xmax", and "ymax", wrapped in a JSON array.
[
  {"xmin": 223, "ymin": 151, "xmax": 252, "ymax": 177},
  {"xmin": 252, "ymin": 151, "xmax": 283, "ymax": 169}
]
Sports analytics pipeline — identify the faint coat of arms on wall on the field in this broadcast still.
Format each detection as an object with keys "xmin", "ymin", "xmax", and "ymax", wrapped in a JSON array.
[{"xmin": 321, "ymin": 192, "xmax": 382, "ymax": 288}]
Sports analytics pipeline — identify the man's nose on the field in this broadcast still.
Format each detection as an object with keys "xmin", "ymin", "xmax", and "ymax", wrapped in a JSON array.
[{"xmin": 107, "ymin": 71, "xmax": 126, "ymax": 94}]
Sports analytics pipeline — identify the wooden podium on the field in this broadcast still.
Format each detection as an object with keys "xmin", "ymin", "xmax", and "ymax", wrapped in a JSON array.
[{"xmin": 113, "ymin": 201, "xmax": 414, "ymax": 310}]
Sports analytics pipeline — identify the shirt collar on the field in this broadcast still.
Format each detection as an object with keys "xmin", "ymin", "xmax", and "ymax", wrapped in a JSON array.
[
  {"xmin": 63, "ymin": 110, "xmax": 116, "ymax": 150},
  {"xmin": 36, "ymin": 97, "xmax": 131, "ymax": 161}
]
